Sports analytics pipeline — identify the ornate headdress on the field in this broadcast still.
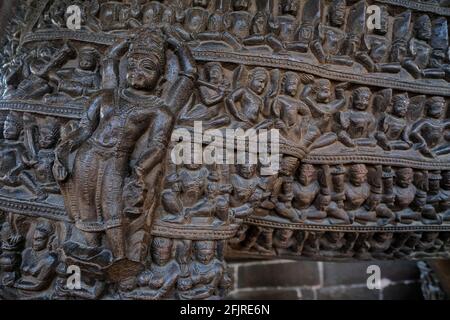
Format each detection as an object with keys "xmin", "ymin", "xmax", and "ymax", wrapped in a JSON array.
[
  {"xmin": 128, "ymin": 28, "xmax": 166, "ymax": 73},
  {"xmin": 194, "ymin": 240, "xmax": 215, "ymax": 251},
  {"xmin": 5, "ymin": 111, "xmax": 23, "ymax": 132},
  {"xmin": 152, "ymin": 237, "xmax": 173, "ymax": 251},
  {"xmin": 35, "ymin": 220, "xmax": 54, "ymax": 236},
  {"xmin": 349, "ymin": 164, "xmax": 368, "ymax": 175}
]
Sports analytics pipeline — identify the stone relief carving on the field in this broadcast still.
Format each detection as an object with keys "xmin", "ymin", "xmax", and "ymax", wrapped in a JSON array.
[{"xmin": 0, "ymin": 0, "xmax": 450, "ymax": 300}]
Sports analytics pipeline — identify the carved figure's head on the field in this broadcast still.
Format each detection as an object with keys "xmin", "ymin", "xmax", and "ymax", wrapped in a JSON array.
[
  {"xmin": 352, "ymin": 87, "xmax": 371, "ymax": 111},
  {"xmin": 78, "ymin": 46, "xmax": 99, "ymax": 71},
  {"xmin": 392, "ymin": 93, "xmax": 409, "ymax": 118},
  {"xmin": 415, "ymin": 14, "xmax": 432, "ymax": 41},
  {"xmin": 426, "ymin": 96, "xmax": 446, "ymax": 119},
  {"xmin": 204, "ymin": 62, "xmax": 224, "ymax": 85},
  {"xmin": 349, "ymin": 164, "xmax": 368, "ymax": 186},
  {"xmin": 282, "ymin": 72, "xmax": 300, "ymax": 97},
  {"xmin": 281, "ymin": 0, "xmax": 299, "ymax": 16},
  {"xmin": 127, "ymin": 28, "xmax": 166, "ymax": 91},
  {"xmin": 330, "ymin": 0, "xmax": 346, "ymax": 27},
  {"xmin": 3, "ymin": 111, "xmax": 22, "ymax": 140},
  {"xmin": 395, "ymin": 167, "xmax": 413, "ymax": 188},
  {"xmin": 237, "ymin": 163, "xmax": 257, "ymax": 179},
  {"xmin": 151, "ymin": 237, "xmax": 173, "ymax": 266},
  {"xmin": 194, "ymin": 240, "xmax": 215, "ymax": 264},
  {"xmin": 315, "ymin": 79, "xmax": 332, "ymax": 103},
  {"xmin": 248, "ymin": 67, "xmax": 268, "ymax": 95},
  {"xmin": 298, "ymin": 164, "xmax": 316, "ymax": 186},
  {"xmin": 39, "ymin": 117, "xmax": 60, "ymax": 149},
  {"xmin": 32, "ymin": 220, "xmax": 53, "ymax": 252}
]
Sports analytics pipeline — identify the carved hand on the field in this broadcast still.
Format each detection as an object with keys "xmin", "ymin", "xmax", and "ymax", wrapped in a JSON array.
[{"xmin": 52, "ymin": 158, "xmax": 68, "ymax": 182}]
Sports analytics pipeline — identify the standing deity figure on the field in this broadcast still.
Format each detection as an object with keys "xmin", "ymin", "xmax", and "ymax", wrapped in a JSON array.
[
  {"xmin": 403, "ymin": 15, "xmax": 445, "ymax": 79},
  {"xmin": 52, "ymin": 28, "xmax": 197, "ymax": 268},
  {"xmin": 14, "ymin": 221, "xmax": 57, "ymax": 292},
  {"xmin": 375, "ymin": 93, "xmax": 412, "ymax": 151},
  {"xmin": 225, "ymin": 67, "xmax": 271, "ymax": 129},
  {"xmin": 410, "ymin": 96, "xmax": 450, "ymax": 158},
  {"xmin": 337, "ymin": 87, "xmax": 377, "ymax": 148},
  {"xmin": 124, "ymin": 237, "xmax": 180, "ymax": 300},
  {"xmin": 177, "ymin": 241, "xmax": 224, "ymax": 300}
]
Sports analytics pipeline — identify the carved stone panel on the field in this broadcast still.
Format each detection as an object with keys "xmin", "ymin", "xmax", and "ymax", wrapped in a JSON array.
[{"xmin": 0, "ymin": 0, "xmax": 450, "ymax": 300}]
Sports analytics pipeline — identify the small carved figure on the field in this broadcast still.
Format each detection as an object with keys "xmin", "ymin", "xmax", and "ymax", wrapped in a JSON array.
[
  {"xmin": 47, "ymin": 46, "xmax": 101, "ymax": 101},
  {"xmin": 337, "ymin": 87, "xmax": 377, "ymax": 148},
  {"xmin": 302, "ymin": 78, "xmax": 346, "ymax": 149},
  {"xmin": 230, "ymin": 164, "xmax": 261, "ymax": 219},
  {"xmin": 0, "ymin": 112, "xmax": 46, "ymax": 200},
  {"xmin": 179, "ymin": 62, "xmax": 230, "ymax": 129},
  {"xmin": 177, "ymin": 241, "xmax": 223, "ymax": 300},
  {"xmin": 272, "ymin": 72, "xmax": 320, "ymax": 147},
  {"xmin": 410, "ymin": 96, "xmax": 450, "ymax": 157},
  {"xmin": 392, "ymin": 167, "xmax": 422, "ymax": 223},
  {"xmin": 124, "ymin": 237, "xmax": 180, "ymax": 300},
  {"xmin": 14, "ymin": 221, "xmax": 57, "ymax": 292},
  {"xmin": 0, "ymin": 223, "xmax": 23, "ymax": 289},
  {"xmin": 403, "ymin": 15, "xmax": 445, "ymax": 79},
  {"xmin": 375, "ymin": 93, "xmax": 412, "ymax": 151},
  {"xmin": 226, "ymin": 67, "xmax": 271, "ymax": 129}
]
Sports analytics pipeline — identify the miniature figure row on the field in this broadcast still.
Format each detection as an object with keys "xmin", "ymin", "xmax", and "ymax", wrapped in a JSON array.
[
  {"xmin": 0, "ymin": 216, "xmax": 231, "ymax": 300},
  {"xmin": 230, "ymin": 224, "xmax": 450, "ymax": 259},
  {"xmin": 27, "ymin": 0, "xmax": 450, "ymax": 81}
]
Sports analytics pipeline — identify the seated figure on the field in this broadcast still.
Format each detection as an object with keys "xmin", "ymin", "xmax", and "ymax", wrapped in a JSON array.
[{"xmin": 14, "ymin": 221, "xmax": 57, "ymax": 292}]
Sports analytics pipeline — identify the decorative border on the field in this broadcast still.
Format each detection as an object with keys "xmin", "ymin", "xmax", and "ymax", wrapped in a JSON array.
[
  {"xmin": 0, "ymin": 196, "xmax": 69, "ymax": 222},
  {"xmin": 376, "ymin": 0, "xmax": 450, "ymax": 16},
  {"xmin": 303, "ymin": 154, "xmax": 450, "ymax": 170},
  {"xmin": 244, "ymin": 217, "xmax": 450, "ymax": 232},
  {"xmin": 151, "ymin": 223, "xmax": 240, "ymax": 240},
  {"xmin": 21, "ymin": 29, "xmax": 123, "ymax": 46},
  {"xmin": 225, "ymin": 248, "xmax": 450, "ymax": 261},
  {"xmin": 19, "ymin": 31, "xmax": 450, "ymax": 96},
  {"xmin": 0, "ymin": 100, "xmax": 84, "ymax": 119}
]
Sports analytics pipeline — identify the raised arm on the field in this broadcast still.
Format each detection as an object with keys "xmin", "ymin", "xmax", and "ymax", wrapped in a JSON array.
[
  {"xmin": 102, "ymin": 38, "xmax": 130, "ymax": 89},
  {"xmin": 163, "ymin": 30, "xmax": 198, "ymax": 114}
]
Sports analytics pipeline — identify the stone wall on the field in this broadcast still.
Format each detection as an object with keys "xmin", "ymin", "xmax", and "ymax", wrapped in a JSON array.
[{"xmin": 226, "ymin": 260, "xmax": 423, "ymax": 300}]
